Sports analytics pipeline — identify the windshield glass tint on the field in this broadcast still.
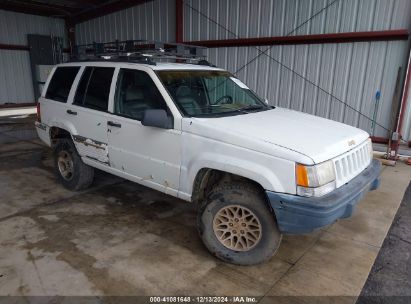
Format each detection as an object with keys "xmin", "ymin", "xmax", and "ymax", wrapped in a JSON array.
[{"xmin": 158, "ymin": 70, "xmax": 269, "ymax": 117}]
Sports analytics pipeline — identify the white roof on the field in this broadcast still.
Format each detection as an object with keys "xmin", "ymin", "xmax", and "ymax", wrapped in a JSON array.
[{"xmin": 57, "ymin": 61, "xmax": 225, "ymax": 71}]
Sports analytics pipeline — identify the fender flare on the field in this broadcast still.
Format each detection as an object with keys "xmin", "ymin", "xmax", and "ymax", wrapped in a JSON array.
[
  {"xmin": 48, "ymin": 120, "xmax": 78, "ymax": 139},
  {"xmin": 185, "ymin": 152, "xmax": 287, "ymax": 196}
]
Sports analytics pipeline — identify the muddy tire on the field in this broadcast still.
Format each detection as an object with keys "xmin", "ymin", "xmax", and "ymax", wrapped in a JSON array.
[
  {"xmin": 53, "ymin": 138, "xmax": 94, "ymax": 191},
  {"xmin": 197, "ymin": 182, "xmax": 282, "ymax": 265}
]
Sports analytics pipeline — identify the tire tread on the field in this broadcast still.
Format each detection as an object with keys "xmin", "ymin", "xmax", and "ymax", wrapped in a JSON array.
[
  {"xmin": 198, "ymin": 181, "xmax": 282, "ymax": 265},
  {"xmin": 54, "ymin": 138, "xmax": 94, "ymax": 191}
]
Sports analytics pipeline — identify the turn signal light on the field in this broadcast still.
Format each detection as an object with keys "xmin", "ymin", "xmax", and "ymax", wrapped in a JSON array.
[{"xmin": 296, "ymin": 164, "xmax": 309, "ymax": 187}]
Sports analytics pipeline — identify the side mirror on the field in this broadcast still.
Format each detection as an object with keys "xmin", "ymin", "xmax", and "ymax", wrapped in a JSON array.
[
  {"xmin": 141, "ymin": 109, "xmax": 173, "ymax": 129},
  {"xmin": 264, "ymin": 98, "xmax": 269, "ymax": 105}
]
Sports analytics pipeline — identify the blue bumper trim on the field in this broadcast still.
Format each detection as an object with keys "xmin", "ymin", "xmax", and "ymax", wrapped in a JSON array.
[{"xmin": 266, "ymin": 159, "xmax": 381, "ymax": 234}]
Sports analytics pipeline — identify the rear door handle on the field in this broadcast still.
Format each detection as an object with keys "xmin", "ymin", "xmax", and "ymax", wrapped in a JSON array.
[
  {"xmin": 66, "ymin": 109, "xmax": 77, "ymax": 115},
  {"xmin": 107, "ymin": 121, "xmax": 121, "ymax": 128}
]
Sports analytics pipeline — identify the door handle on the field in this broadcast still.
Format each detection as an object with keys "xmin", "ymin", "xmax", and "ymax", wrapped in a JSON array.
[
  {"xmin": 66, "ymin": 109, "xmax": 77, "ymax": 115},
  {"xmin": 107, "ymin": 121, "xmax": 121, "ymax": 128}
]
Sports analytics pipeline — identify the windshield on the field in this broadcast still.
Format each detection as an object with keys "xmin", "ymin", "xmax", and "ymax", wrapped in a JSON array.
[{"xmin": 157, "ymin": 70, "xmax": 270, "ymax": 117}]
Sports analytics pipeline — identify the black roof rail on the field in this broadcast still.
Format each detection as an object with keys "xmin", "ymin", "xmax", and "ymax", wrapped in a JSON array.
[{"xmin": 70, "ymin": 39, "xmax": 210, "ymax": 65}]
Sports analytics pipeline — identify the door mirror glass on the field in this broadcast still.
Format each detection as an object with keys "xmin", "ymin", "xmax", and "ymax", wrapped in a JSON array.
[{"xmin": 141, "ymin": 109, "xmax": 172, "ymax": 129}]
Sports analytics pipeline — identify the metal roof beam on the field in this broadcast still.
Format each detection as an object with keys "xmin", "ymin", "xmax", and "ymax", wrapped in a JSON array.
[
  {"xmin": 0, "ymin": 0, "xmax": 76, "ymax": 17},
  {"xmin": 63, "ymin": 0, "xmax": 100, "ymax": 7}
]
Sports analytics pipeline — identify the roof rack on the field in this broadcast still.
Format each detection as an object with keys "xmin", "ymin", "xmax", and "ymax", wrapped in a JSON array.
[{"xmin": 71, "ymin": 39, "xmax": 213, "ymax": 66}]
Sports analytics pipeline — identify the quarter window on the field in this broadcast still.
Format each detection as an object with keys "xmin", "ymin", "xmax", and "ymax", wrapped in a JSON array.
[
  {"xmin": 74, "ymin": 67, "xmax": 114, "ymax": 111},
  {"xmin": 45, "ymin": 67, "xmax": 80, "ymax": 103},
  {"xmin": 114, "ymin": 69, "xmax": 169, "ymax": 121}
]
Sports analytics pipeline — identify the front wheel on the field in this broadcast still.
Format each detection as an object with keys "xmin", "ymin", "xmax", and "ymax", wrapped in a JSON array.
[{"xmin": 197, "ymin": 182, "xmax": 282, "ymax": 265}]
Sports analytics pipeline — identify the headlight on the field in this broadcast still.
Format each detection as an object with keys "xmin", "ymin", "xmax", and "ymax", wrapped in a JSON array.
[{"xmin": 295, "ymin": 160, "xmax": 336, "ymax": 197}]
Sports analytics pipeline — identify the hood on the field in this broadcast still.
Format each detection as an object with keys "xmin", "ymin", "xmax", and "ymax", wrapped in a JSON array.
[{"xmin": 184, "ymin": 107, "xmax": 369, "ymax": 164}]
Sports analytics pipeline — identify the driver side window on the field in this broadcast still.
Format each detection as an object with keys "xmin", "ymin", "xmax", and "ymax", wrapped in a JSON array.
[{"xmin": 114, "ymin": 69, "xmax": 168, "ymax": 121}]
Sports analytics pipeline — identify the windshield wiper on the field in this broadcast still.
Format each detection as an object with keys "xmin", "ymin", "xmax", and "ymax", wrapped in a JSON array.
[
  {"xmin": 185, "ymin": 104, "xmax": 271, "ymax": 118},
  {"xmin": 236, "ymin": 104, "xmax": 266, "ymax": 112}
]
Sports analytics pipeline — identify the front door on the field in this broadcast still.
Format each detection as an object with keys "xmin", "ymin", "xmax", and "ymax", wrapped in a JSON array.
[{"xmin": 106, "ymin": 68, "xmax": 181, "ymax": 195}]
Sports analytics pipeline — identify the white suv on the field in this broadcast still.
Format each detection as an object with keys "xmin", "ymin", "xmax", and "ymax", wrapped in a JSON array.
[{"xmin": 35, "ymin": 60, "xmax": 381, "ymax": 265}]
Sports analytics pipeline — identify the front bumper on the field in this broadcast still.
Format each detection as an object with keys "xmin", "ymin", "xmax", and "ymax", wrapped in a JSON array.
[{"xmin": 266, "ymin": 159, "xmax": 381, "ymax": 234}]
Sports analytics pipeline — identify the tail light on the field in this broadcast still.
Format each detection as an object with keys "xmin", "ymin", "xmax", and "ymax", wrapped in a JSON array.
[{"xmin": 36, "ymin": 102, "xmax": 41, "ymax": 122}]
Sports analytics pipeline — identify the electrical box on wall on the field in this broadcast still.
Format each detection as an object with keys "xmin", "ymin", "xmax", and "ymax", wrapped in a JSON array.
[
  {"xmin": 35, "ymin": 65, "xmax": 54, "ymax": 95},
  {"xmin": 28, "ymin": 34, "xmax": 63, "ymax": 101}
]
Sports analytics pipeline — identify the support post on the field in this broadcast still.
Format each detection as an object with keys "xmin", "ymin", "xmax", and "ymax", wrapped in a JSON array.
[{"xmin": 176, "ymin": 0, "xmax": 183, "ymax": 43}]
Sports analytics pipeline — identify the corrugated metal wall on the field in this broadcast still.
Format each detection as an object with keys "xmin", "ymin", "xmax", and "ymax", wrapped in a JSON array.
[
  {"xmin": 183, "ymin": 0, "xmax": 411, "ymax": 138},
  {"xmin": 67, "ymin": 0, "xmax": 411, "ymax": 139},
  {"xmin": 0, "ymin": 9, "xmax": 66, "ymax": 104},
  {"xmin": 202, "ymin": 41, "xmax": 408, "ymax": 138},
  {"xmin": 75, "ymin": 0, "xmax": 175, "ymax": 45},
  {"xmin": 184, "ymin": 0, "xmax": 411, "ymax": 40}
]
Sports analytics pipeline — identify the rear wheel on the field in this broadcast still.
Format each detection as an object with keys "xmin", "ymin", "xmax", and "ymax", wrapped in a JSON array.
[
  {"xmin": 53, "ymin": 138, "xmax": 94, "ymax": 191},
  {"xmin": 197, "ymin": 182, "xmax": 282, "ymax": 265}
]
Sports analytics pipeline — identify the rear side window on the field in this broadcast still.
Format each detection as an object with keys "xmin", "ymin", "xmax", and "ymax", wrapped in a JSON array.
[
  {"xmin": 45, "ymin": 67, "xmax": 80, "ymax": 102},
  {"xmin": 74, "ymin": 66, "xmax": 114, "ymax": 111}
]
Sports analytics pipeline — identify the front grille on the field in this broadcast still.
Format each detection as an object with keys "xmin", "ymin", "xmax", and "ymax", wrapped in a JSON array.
[{"xmin": 333, "ymin": 140, "xmax": 371, "ymax": 187}]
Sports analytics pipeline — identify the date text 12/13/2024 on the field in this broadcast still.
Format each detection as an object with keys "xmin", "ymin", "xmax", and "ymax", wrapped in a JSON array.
[{"xmin": 149, "ymin": 296, "xmax": 258, "ymax": 303}]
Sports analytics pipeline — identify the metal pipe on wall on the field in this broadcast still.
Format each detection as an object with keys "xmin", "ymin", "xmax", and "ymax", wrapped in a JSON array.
[{"xmin": 393, "ymin": 48, "xmax": 411, "ymax": 156}]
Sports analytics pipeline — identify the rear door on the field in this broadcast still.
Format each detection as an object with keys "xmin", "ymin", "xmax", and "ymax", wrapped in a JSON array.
[
  {"xmin": 67, "ymin": 65, "xmax": 116, "ymax": 165},
  {"xmin": 38, "ymin": 65, "xmax": 80, "ymax": 145}
]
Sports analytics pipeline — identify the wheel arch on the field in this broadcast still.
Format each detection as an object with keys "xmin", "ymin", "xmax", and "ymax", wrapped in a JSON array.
[
  {"xmin": 47, "ymin": 120, "xmax": 78, "ymax": 146},
  {"xmin": 185, "ymin": 154, "xmax": 289, "ymax": 202},
  {"xmin": 49, "ymin": 126, "xmax": 73, "ymax": 147},
  {"xmin": 191, "ymin": 167, "xmax": 268, "ymax": 206}
]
